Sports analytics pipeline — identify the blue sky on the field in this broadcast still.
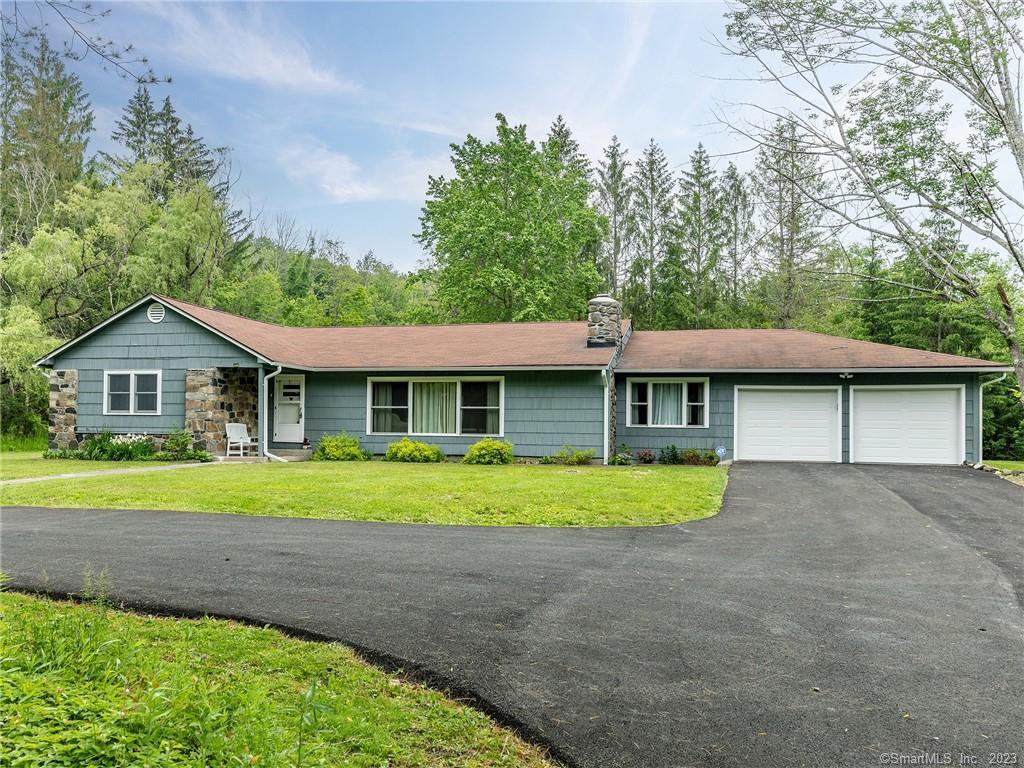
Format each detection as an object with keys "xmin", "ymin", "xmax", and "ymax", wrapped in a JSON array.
[{"xmin": 76, "ymin": 2, "xmax": 757, "ymax": 270}]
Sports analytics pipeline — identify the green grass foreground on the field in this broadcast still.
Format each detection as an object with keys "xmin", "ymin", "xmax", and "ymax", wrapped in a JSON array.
[
  {"xmin": 987, "ymin": 460, "xmax": 1024, "ymax": 471},
  {"xmin": 2, "ymin": 460, "xmax": 727, "ymax": 526},
  {"xmin": 0, "ymin": 591, "xmax": 554, "ymax": 768},
  {"xmin": 0, "ymin": 451, "xmax": 160, "ymax": 481}
]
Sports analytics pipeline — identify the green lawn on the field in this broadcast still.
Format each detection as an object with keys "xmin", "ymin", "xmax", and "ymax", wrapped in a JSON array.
[
  {"xmin": 987, "ymin": 460, "xmax": 1024, "ymax": 471},
  {"xmin": 1, "ymin": 460, "xmax": 728, "ymax": 526},
  {"xmin": 0, "ymin": 451, "xmax": 158, "ymax": 481},
  {"xmin": 0, "ymin": 591, "xmax": 553, "ymax": 768}
]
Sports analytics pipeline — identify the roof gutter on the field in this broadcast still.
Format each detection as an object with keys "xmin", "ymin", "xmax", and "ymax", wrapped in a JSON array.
[
  {"xmin": 261, "ymin": 365, "xmax": 286, "ymax": 463},
  {"xmin": 978, "ymin": 372, "xmax": 1008, "ymax": 464}
]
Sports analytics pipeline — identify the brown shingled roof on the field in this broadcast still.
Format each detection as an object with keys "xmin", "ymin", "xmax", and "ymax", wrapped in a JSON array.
[
  {"xmin": 618, "ymin": 329, "xmax": 1008, "ymax": 370},
  {"xmin": 157, "ymin": 295, "xmax": 622, "ymax": 369}
]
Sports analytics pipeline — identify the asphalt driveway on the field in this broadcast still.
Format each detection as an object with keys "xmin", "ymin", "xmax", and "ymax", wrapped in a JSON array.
[{"xmin": 2, "ymin": 463, "xmax": 1022, "ymax": 767}]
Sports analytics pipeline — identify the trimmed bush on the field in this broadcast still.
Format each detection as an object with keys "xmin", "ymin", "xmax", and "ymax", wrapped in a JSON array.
[
  {"xmin": 463, "ymin": 438, "xmax": 514, "ymax": 465},
  {"xmin": 163, "ymin": 428, "xmax": 194, "ymax": 459},
  {"xmin": 634, "ymin": 448, "xmax": 655, "ymax": 464},
  {"xmin": 383, "ymin": 437, "xmax": 445, "ymax": 463},
  {"xmin": 658, "ymin": 444, "xmax": 680, "ymax": 465},
  {"xmin": 554, "ymin": 445, "xmax": 596, "ymax": 466},
  {"xmin": 313, "ymin": 432, "xmax": 371, "ymax": 461}
]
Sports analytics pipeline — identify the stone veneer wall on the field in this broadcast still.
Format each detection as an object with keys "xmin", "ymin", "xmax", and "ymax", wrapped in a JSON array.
[
  {"xmin": 185, "ymin": 367, "xmax": 259, "ymax": 454},
  {"xmin": 48, "ymin": 369, "xmax": 78, "ymax": 449}
]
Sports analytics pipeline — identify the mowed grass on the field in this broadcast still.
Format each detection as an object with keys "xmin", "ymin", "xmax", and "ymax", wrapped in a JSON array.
[
  {"xmin": 987, "ymin": 460, "xmax": 1024, "ymax": 471},
  {"xmin": 2, "ymin": 460, "xmax": 728, "ymax": 526},
  {"xmin": 0, "ymin": 451, "xmax": 159, "ymax": 481},
  {"xmin": 0, "ymin": 591, "xmax": 554, "ymax": 768}
]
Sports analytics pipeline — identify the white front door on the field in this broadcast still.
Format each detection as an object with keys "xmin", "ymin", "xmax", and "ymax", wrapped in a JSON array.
[
  {"xmin": 735, "ymin": 387, "xmax": 841, "ymax": 462},
  {"xmin": 850, "ymin": 387, "xmax": 962, "ymax": 465},
  {"xmin": 274, "ymin": 375, "xmax": 305, "ymax": 443}
]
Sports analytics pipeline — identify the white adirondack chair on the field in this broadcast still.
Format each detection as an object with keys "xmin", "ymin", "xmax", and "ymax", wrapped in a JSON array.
[{"xmin": 226, "ymin": 422, "xmax": 259, "ymax": 457}]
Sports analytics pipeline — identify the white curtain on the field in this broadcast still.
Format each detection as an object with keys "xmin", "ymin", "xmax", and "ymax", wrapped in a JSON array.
[
  {"xmin": 413, "ymin": 382, "xmax": 457, "ymax": 433},
  {"xmin": 652, "ymin": 383, "xmax": 684, "ymax": 426}
]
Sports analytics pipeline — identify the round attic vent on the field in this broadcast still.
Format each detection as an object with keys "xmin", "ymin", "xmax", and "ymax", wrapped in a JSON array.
[{"xmin": 147, "ymin": 303, "xmax": 165, "ymax": 323}]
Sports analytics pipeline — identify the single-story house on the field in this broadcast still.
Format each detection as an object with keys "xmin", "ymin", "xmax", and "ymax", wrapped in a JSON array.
[{"xmin": 36, "ymin": 293, "xmax": 1012, "ymax": 465}]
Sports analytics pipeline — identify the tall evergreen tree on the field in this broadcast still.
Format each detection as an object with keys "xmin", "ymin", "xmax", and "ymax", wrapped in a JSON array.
[
  {"xmin": 657, "ymin": 144, "xmax": 726, "ymax": 329},
  {"xmin": 750, "ymin": 120, "xmax": 827, "ymax": 328},
  {"xmin": 718, "ymin": 162, "xmax": 755, "ymax": 312},
  {"xmin": 595, "ymin": 136, "xmax": 632, "ymax": 297},
  {"xmin": 624, "ymin": 139, "xmax": 675, "ymax": 329},
  {"xmin": 111, "ymin": 85, "xmax": 157, "ymax": 165},
  {"xmin": 543, "ymin": 114, "xmax": 591, "ymax": 181},
  {"xmin": 0, "ymin": 35, "xmax": 93, "ymax": 248}
]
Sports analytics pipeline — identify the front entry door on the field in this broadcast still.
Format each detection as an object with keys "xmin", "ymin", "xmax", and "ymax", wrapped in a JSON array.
[{"xmin": 274, "ymin": 375, "xmax": 305, "ymax": 443}]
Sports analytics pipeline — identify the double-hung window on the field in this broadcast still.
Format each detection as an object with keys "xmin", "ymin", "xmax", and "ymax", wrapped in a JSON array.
[
  {"xmin": 369, "ymin": 378, "xmax": 502, "ymax": 436},
  {"xmin": 628, "ymin": 378, "xmax": 708, "ymax": 428},
  {"xmin": 104, "ymin": 370, "xmax": 161, "ymax": 415}
]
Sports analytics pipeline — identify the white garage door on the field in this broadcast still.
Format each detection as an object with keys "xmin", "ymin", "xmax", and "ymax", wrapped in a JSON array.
[
  {"xmin": 851, "ymin": 387, "xmax": 961, "ymax": 465},
  {"xmin": 736, "ymin": 388, "xmax": 840, "ymax": 462}
]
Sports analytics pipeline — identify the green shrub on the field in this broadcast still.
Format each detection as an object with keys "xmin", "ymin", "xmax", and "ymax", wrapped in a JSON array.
[
  {"xmin": 463, "ymin": 438, "xmax": 514, "ymax": 465},
  {"xmin": 680, "ymin": 448, "xmax": 702, "ymax": 465},
  {"xmin": 163, "ymin": 428, "xmax": 194, "ymax": 459},
  {"xmin": 608, "ymin": 443, "xmax": 633, "ymax": 465},
  {"xmin": 702, "ymin": 450, "xmax": 720, "ymax": 466},
  {"xmin": 537, "ymin": 455, "xmax": 555, "ymax": 464},
  {"xmin": 313, "ymin": 432, "xmax": 371, "ymax": 461},
  {"xmin": 383, "ymin": 437, "xmax": 445, "ymax": 463},
  {"xmin": 634, "ymin": 448, "xmax": 655, "ymax": 464},
  {"xmin": 658, "ymin": 444, "xmax": 680, "ymax": 465},
  {"xmin": 554, "ymin": 445, "xmax": 595, "ymax": 465},
  {"xmin": 43, "ymin": 433, "xmax": 211, "ymax": 463}
]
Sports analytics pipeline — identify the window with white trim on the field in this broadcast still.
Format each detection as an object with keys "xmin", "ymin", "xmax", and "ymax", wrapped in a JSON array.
[
  {"xmin": 628, "ymin": 378, "xmax": 708, "ymax": 428},
  {"xmin": 369, "ymin": 378, "xmax": 502, "ymax": 436},
  {"xmin": 104, "ymin": 371, "xmax": 161, "ymax": 415}
]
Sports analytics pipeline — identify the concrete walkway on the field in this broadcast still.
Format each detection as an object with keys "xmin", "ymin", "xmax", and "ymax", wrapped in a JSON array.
[
  {"xmin": 1, "ymin": 460, "xmax": 219, "ymax": 486},
  {"xmin": 3, "ymin": 463, "xmax": 1022, "ymax": 767}
]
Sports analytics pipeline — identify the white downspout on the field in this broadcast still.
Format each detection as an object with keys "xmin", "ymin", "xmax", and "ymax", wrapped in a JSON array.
[
  {"xmin": 978, "ymin": 372, "xmax": 1007, "ymax": 464},
  {"xmin": 601, "ymin": 368, "xmax": 610, "ymax": 465},
  {"xmin": 262, "ymin": 365, "xmax": 286, "ymax": 462}
]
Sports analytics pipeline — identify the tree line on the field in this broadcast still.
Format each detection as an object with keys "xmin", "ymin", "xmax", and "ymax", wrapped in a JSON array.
[{"xmin": 1, "ymin": 1, "xmax": 1021, "ymax": 458}]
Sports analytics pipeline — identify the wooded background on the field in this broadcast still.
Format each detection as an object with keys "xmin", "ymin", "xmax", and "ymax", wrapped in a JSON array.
[{"xmin": 2, "ymin": 0, "xmax": 1021, "ymax": 458}]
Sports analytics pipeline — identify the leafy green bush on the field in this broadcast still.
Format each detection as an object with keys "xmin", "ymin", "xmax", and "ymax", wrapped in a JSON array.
[
  {"xmin": 554, "ymin": 445, "xmax": 595, "ymax": 465},
  {"xmin": 680, "ymin": 448, "xmax": 703, "ymax": 465},
  {"xmin": 162, "ymin": 428, "xmax": 194, "ymax": 459},
  {"xmin": 608, "ymin": 443, "xmax": 633, "ymax": 465},
  {"xmin": 383, "ymin": 437, "xmax": 445, "ymax": 463},
  {"xmin": 463, "ymin": 438, "xmax": 514, "ymax": 465},
  {"xmin": 43, "ymin": 431, "xmax": 211, "ymax": 462},
  {"xmin": 537, "ymin": 455, "xmax": 555, "ymax": 465},
  {"xmin": 312, "ymin": 432, "xmax": 370, "ymax": 461},
  {"xmin": 658, "ymin": 444, "xmax": 680, "ymax": 465}
]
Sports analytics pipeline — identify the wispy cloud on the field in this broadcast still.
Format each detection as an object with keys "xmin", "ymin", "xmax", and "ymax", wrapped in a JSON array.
[
  {"xmin": 278, "ymin": 141, "xmax": 448, "ymax": 203},
  {"xmin": 141, "ymin": 4, "xmax": 357, "ymax": 93}
]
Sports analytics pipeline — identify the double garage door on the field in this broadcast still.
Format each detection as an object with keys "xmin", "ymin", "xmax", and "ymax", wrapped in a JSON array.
[{"xmin": 735, "ymin": 387, "xmax": 963, "ymax": 465}]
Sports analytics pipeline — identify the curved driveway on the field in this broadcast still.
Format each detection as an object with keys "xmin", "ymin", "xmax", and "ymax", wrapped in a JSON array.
[{"xmin": 2, "ymin": 463, "xmax": 1022, "ymax": 767}]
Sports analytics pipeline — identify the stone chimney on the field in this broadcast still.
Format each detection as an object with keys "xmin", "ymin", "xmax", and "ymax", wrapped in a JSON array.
[{"xmin": 587, "ymin": 294, "xmax": 623, "ymax": 347}]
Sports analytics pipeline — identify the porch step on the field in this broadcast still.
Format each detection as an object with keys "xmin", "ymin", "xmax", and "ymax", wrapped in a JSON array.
[{"xmin": 272, "ymin": 448, "xmax": 313, "ymax": 462}]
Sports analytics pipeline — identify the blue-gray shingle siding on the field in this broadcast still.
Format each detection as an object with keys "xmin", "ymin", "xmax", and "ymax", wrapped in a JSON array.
[
  {"xmin": 269, "ymin": 369, "xmax": 605, "ymax": 456},
  {"xmin": 615, "ymin": 371, "xmax": 981, "ymax": 463},
  {"xmin": 48, "ymin": 304, "xmax": 259, "ymax": 433}
]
